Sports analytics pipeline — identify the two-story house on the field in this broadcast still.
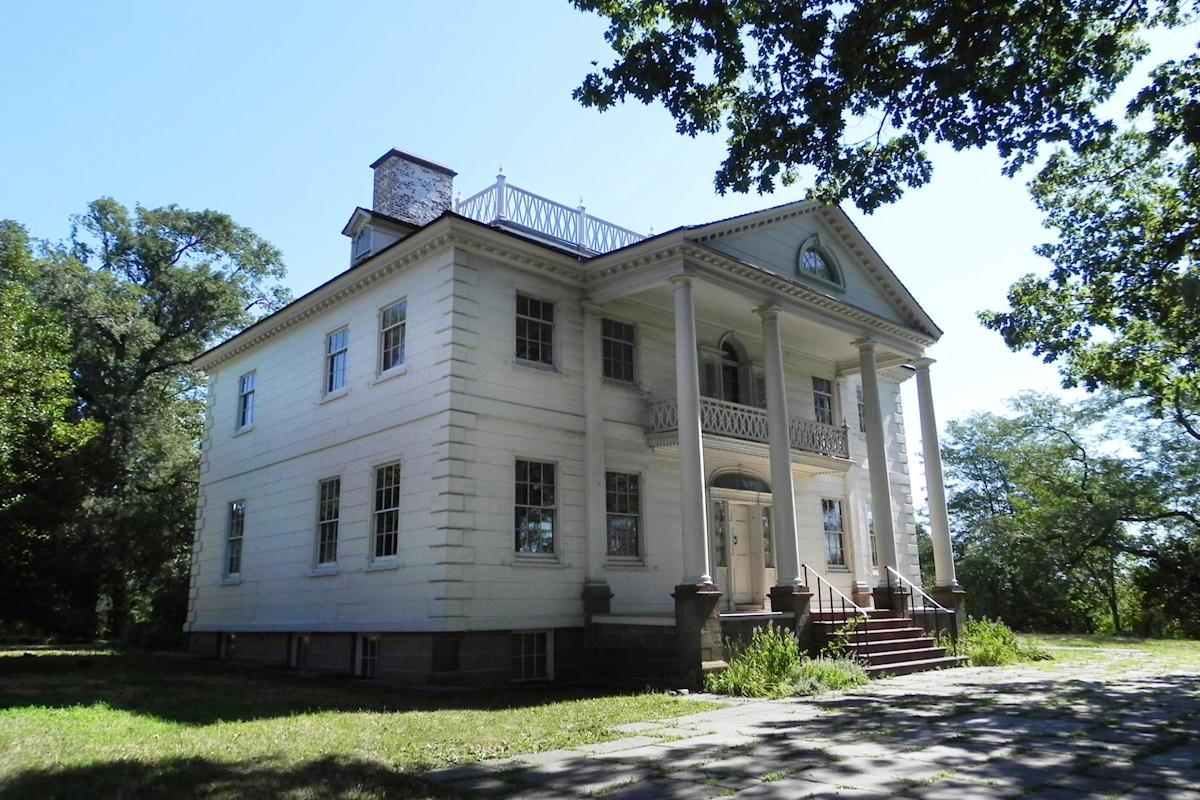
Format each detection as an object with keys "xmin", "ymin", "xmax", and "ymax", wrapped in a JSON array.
[{"xmin": 185, "ymin": 149, "xmax": 965, "ymax": 687}]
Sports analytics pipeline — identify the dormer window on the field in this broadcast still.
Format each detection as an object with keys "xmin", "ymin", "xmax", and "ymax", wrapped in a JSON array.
[
  {"xmin": 797, "ymin": 235, "xmax": 842, "ymax": 286},
  {"xmin": 354, "ymin": 227, "xmax": 372, "ymax": 260}
]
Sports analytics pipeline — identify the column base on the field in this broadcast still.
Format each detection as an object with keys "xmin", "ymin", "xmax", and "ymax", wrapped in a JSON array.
[
  {"xmin": 851, "ymin": 582, "xmax": 874, "ymax": 609},
  {"xmin": 769, "ymin": 584, "xmax": 815, "ymax": 653},
  {"xmin": 582, "ymin": 582, "xmax": 614, "ymax": 623},
  {"xmin": 931, "ymin": 583, "xmax": 967, "ymax": 621},
  {"xmin": 672, "ymin": 583, "xmax": 723, "ymax": 691},
  {"xmin": 873, "ymin": 585, "xmax": 907, "ymax": 616}
]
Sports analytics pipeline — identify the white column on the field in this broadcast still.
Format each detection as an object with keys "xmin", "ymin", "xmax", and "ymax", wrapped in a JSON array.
[
  {"xmin": 581, "ymin": 302, "xmax": 607, "ymax": 585},
  {"xmin": 757, "ymin": 305, "xmax": 802, "ymax": 586},
  {"xmin": 914, "ymin": 358, "xmax": 958, "ymax": 588},
  {"xmin": 854, "ymin": 338, "xmax": 898, "ymax": 584},
  {"xmin": 672, "ymin": 276, "xmax": 713, "ymax": 586}
]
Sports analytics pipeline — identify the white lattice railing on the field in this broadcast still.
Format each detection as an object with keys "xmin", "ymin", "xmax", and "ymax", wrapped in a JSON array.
[
  {"xmin": 455, "ymin": 176, "xmax": 645, "ymax": 255},
  {"xmin": 647, "ymin": 397, "xmax": 850, "ymax": 459}
]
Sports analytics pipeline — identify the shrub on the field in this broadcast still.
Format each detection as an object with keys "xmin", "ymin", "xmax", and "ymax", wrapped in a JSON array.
[
  {"xmin": 705, "ymin": 624, "xmax": 800, "ymax": 698},
  {"xmin": 959, "ymin": 618, "xmax": 1052, "ymax": 666},
  {"xmin": 820, "ymin": 615, "xmax": 864, "ymax": 659},
  {"xmin": 792, "ymin": 657, "xmax": 868, "ymax": 695}
]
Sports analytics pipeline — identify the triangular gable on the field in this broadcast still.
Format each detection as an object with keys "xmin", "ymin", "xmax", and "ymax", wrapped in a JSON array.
[{"xmin": 685, "ymin": 201, "xmax": 942, "ymax": 339}]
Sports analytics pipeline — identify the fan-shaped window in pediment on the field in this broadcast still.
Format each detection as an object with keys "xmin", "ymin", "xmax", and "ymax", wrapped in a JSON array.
[{"xmin": 796, "ymin": 235, "xmax": 842, "ymax": 286}]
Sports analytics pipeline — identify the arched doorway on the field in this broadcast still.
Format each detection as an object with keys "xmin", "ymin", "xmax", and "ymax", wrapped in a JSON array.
[{"xmin": 709, "ymin": 471, "xmax": 776, "ymax": 610}]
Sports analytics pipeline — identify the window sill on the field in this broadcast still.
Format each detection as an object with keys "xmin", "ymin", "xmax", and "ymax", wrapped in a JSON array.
[
  {"xmin": 514, "ymin": 359, "xmax": 559, "ymax": 374},
  {"xmin": 513, "ymin": 554, "xmax": 563, "ymax": 567},
  {"xmin": 365, "ymin": 559, "xmax": 400, "ymax": 572},
  {"xmin": 233, "ymin": 425, "xmax": 255, "ymax": 438},
  {"xmin": 319, "ymin": 388, "xmax": 349, "ymax": 405},
  {"xmin": 602, "ymin": 377, "xmax": 643, "ymax": 393},
  {"xmin": 221, "ymin": 575, "xmax": 242, "ymax": 586},
  {"xmin": 826, "ymin": 565, "xmax": 851, "ymax": 573},
  {"xmin": 605, "ymin": 558, "xmax": 647, "ymax": 570},
  {"xmin": 372, "ymin": 365, "xmax": 408, "ymax": 385},
  {"xmin": 308, "ymin": 566, "xmax": 338, "ymax": 577}
]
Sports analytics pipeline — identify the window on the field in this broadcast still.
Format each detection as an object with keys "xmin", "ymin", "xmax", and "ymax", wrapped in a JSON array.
[
  {"xmin": 812, "ymin": 377, "xmax": 833, "ymax": 425},
  {"xmin": 822, "ymin": 499, "xmax": 846, "ymax": 567},
  {"xmin": 753, "ymin": 371, "xmax": 767, "ymax": 409},
  {"xmin": 801, "ymin": 249, "xmax": 838, "ymax": 282},
  {"xmin": 379, "ymin": 301, "xmax": 406, "ymax": 372},
  {"xmin": 355, "ymin": 228, "xmax": 372, "ymax": 259},
  {"xmin": 515, "ymin": 294, "xmax": 554, "ymax": 365},
  {"xmin": 360, "ymin": 636, "xmax": 379, "ymax": 678},
  {"xmin": 295, "ymin": 635, "xmax": 311, "ymax": 669},
  {"xmin": 605, "ymin": 471, "xmax": 640, "ymax": 557},
  {"xmin": 856, "ymin": 384, "xmax": 867, "ymax": 433},
  {"xmin": 720, "ymin": 342, "xmax": 742, "ymax": 404},
  {"xmin": 316, "ymin": 478, "xmax": 340, "ymax": 565},
  {"xmin": 867, "ymin": 507, "xmax": 879, "ymax": 568},
  {"xmin": 237, "ymin": 372, "xmax": 256, "ymax": 429},
  {"xmin": 225, "ymin": 499, "xmax": 245, "ymax": 576},
  {"xmin": 762, "ymin": 506, "xmax": 776, "ymax": 568},
  {"xmin": 515, "ymin": 460, "xmax": 555, "ymax": 554},
  {"xmin": 601, "ymin": 319, "xmax": 635, "ymax": 382},
  {"xmin": 511, "ymin": 631, "xmax": 550, "ymax": 681},
  {"xmin": 373, "ymin": 462, "xmax": 401, "ymax": 559},
  {"xmin": 325, "ymin": 328, "xmax": 348, "ymax": 393},
  {"xmin": 711, "ymin": 500, "xmax": 729, "ymax": 568}
]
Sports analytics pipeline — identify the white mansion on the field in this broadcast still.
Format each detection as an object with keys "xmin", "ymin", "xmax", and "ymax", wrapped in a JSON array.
[{"xmin": 185, "ymin": 149, "xmax": 964, "ymax": 685}]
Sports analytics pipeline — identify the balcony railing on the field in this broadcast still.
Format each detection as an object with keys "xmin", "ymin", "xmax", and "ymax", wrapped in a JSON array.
[
  {"xmin": 455, "ymin": 175, "xmax": 646, "ymax": 255},
  {"xmin": 647, "ymin": 396, "xmax": 850, "ymax": 459}
]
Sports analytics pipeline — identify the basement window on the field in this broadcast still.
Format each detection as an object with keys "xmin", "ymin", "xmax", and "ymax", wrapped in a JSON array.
[
  {"xmin": 360, "ymin": 636, "xmax": 379, "ymax": 678},
  {"xmin": 511, "ymin": 631, "xmax": 551, "ymax": 681}
]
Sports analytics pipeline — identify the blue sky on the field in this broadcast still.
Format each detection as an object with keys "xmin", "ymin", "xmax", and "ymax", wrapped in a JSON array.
[{"xmin": 2, "ymin": 1, "xmax": 1190, "ymax": 505}]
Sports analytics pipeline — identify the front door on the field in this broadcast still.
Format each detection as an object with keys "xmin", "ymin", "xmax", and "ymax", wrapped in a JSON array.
[{"xmin": 731, "ymin": 504, "xmax": 753, "ymax": 606}]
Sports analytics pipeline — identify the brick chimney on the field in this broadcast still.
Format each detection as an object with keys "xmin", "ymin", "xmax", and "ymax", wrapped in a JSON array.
[{"xmin": 370, "ymin": 149, "xmax": 456, "ymax": 226}]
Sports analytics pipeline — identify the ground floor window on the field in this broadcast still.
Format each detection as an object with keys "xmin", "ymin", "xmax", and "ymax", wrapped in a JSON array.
[
  {"xmin": 373, "ymin": 462, "xmax": 401, "ymax": 559},
  {"xmin": 511, "ymin": 631, "xmax": 550, "ymax": 681},
  {"xmin": 822, "ymin": 498, "xmax": 846, "ymax": 567},
  {"xmin": 762, "ymin": 505, "xmax": 775, "ymax": 568},
  {"xmin": 710, "ymin": 500, "xmax": 729, "ymax": 568},
  {"xmin": 360, "ymin": 636, "xmax": 379, "ymax": 678},
  {"xmin": 867, "ymin": 507, "xmax": 879, "ymax": 568},
  {"xmin": 515, "ymin": 460, "xmax": 556, "ymax": 554},
  {"xmin": 605, "ymin": 471, "xmax": 640, "ymax": 557}
]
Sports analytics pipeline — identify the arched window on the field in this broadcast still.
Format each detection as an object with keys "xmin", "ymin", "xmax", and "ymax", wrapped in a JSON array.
[
  {"xmin": 711, "ymin": 472, "xmax": 771, "ymax": 493},
  {"xmin": 720, "ymin": 341, "xmax": 742, "ymax": 404},
  {"xmin": 796, "ymin": 235, "xmax": 841, "ymax": 285}
]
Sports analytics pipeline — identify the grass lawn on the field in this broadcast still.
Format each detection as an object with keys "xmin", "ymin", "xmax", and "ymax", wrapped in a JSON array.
[
  {"xmin": 0, "ymin": 646, "xmax": 713, "ymax": 799},
  {"xmin": 1019, "ymin": 632, "xmax": 1200, "ymax": 672}
]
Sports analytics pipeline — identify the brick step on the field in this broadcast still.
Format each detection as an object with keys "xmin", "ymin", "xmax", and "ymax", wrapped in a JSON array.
[
  {"xmin": 865, "ymin": 656, "xmax": 968, "ymax": 677},
  {"xmin": 813, "ymin": 617, "xmax": 915, "ymax": 632},
  {"xmin": 846, "ymin": 636, "xmax": 936, "ymax": 653},
  {"xmin": 861, "ymin": 646, "xmax": 948, "ymax": 666},
  {"xmin": 809, "ymin": 609, "xmax": 894, "ymax": 621}
]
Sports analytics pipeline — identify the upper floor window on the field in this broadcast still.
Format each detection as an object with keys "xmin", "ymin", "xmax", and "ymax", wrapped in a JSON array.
[
  {"xmin": 812, "ymin": 377, "xmax": 833, "ymax": 425},
  {"xmin": 797, "ymin": 235, "xmax": 841, "ymax": 285},
  {"xmin": 237, "ymin": 372, "xmax": 256, "ymax": 429},
  {"xmin": 326, "ymin": 328, "xmax": 348, "ymax": 394},
  {"xmin": 373, "ymin": 462, "xmax": 402, "ymax": 559},
  {"xmin": 515, "ymin": 294, "xmax": 554, "ymax": 366},
  {"xmin": 605, "ymin": 471, "xmax": 641, "ymax": 558},
  {"xmin": 822, "ymin": 498, "xmax": 846, "ymax": 567},
  {"xmin": 316, "ymin": 477, "xmax": 341, "ymax": 565},
  {"xmin": 515, "ymin": 459, "xmax": 555, "ymax": 554},
  {"xmin": 602, "ymin": 319, "xmax": 635, "ymax": 382},
  {"xmin": 379, "ymin": 301, "xmax": 406, "ymax": 373},
  {"xmin": 225, "ymin": 499, "xmax": 245, "ymax": 576},
  {"xmin": 856, "ymin": 384, "xmax": 866, "ymax": 432},
  {"xmin": 720, "ymin": 342, "xmax": 742, "ymax": 404}
]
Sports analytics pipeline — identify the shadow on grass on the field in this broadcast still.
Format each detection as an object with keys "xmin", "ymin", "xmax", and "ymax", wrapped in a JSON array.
[
  {"xmin": 0, "ymin": 648, "xmax": 659, "ymax": 726},
  {"xmin": 0, "ymin": 754, "xmax": 458, "ymax": 800}
]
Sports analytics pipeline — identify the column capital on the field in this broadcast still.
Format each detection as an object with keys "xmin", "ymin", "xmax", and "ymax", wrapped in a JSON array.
[
  {"xmin": 669, "ymin": 274, "xmax": 693, "ymax": 289},
  {"xmin": 912, "ymin": 356, "xmax": 936, "ymax": 370},
  {"xmin": 754, "ymin": 303, "xmax": 783, "ymax": 320},
  {"xmin": 851, "ymin": 337, "xmax": 876, "ymax": 351}
]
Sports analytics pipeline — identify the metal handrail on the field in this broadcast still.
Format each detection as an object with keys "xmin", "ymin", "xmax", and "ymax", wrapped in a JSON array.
[
  {"xmin": 800, "ymin": 563, "xmax": 872, "ymax": 665},
  {"xmin": 885, "ymin": 566, "xmax": 958, "ymax": 655}
]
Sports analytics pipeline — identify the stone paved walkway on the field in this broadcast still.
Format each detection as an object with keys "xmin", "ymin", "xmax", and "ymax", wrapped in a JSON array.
[{"xmin": 425, "ymin": 654, "xmax": 1200, "ymax": 799}]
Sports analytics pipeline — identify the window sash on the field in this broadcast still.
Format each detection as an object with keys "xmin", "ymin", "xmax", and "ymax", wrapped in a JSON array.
[
  {"xmin": 226, "ymin": 500, "xmax": 245, "ymax": 575},
  {"xmin": 605, "ymin": 471, "xmax": 640, "ymax": 557},
  {"xmin": 373, "ymin": 463, "xmax": 401, "ymax": 559},
  {"xmin": 762, "ymin": 505, "xmax": 775, "ymax": 568},
  {"xmin": 511, "ymin": 631, "xmax": 548, "ymax": 680},
  {"xmin": 379, "ymin": 302, "xmax": 406, "ymax": 372},
  {"xmin": 515, "ymin": 459, "xmax": 556, "ymax": 554},
  {"xmin": 238, "ymin": 372, "xmax": 255, "ymax": 428},
  {"xmin": 601, "ymin": 319, "xmax": 635, "ymax": 382},
  {"xmin": 326, "ymin": 329, "xmax": 348, "ymax": 393},
  {"xmin": 822, "ymin": 498, "xmax": 846, "ymax": 566},
  {"xmin": 711, "ymin": 500, "xmax": 729, "ymax": 568},
  {"xmin": 360, "ymin": 637, "xmax": 379, "ymax": 677},
  {"xmin": 515, "ymin": 294, "xmax": 554, "ymax": 365},
  {"xmin": 316, "ymin": 478, "xmax": 340, "ymax": 565},
  {"xmin": 856, "ymin": 384, "xmax": 867, "ymax": 432},
  {"xmin": 812, "ymin": 377, "xmax": 833, "ymax": 425}
]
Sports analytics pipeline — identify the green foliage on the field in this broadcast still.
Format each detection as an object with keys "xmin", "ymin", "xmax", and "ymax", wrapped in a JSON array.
[
  {"xmin": 958, "ymin": 619, "xmax": 1052, "ymax": 666},
  {"xmin": 792, "ymin": 657, "xmax": 869, "ymax": 696},
  {"xmin": 915, "ymin": 521, "xmax": 936, "ymax": 589},
  {"xmin": 572, "ymin": 0, "xmax": 1163, "ymax": 211},
  {"xmin": 706, "ymin": 624, "xmax": 801, "ymax": 698},
  {"xmin": 820, "ymin": 615, "xmax": 863, "ymax": 659}
]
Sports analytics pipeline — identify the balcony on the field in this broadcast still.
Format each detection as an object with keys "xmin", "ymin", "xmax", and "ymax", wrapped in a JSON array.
[
  {"xmin": 646, "ymin": 396, "xmax": 850, "ymax": 461},
  {"xmin": 455, "ymin": 176, "xmax": 645, "ymax": 255}
]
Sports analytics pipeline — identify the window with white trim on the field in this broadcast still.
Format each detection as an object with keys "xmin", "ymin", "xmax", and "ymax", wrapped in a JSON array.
[
  {"xmin": 822, "ymin": 498, "xmax": 846, "ymax": 567},
  {"xmin": 867, "ymin": 507, "xmax": 879, "ymax": 568},
  {"xmin": 515, "ymin": 459, "xmax": 556, "ymax": 554},
  {"xmin": 379, "ymin": 301, "xmax": 406, "ymax": 373},
  {"xmin": 325, "ymin": 328, "xmax": 348, "ymax": 394},
  {"xmin": 601, "ymin": 319, "xmax": 635, "ymax": 382},
  {"xmin": 762, "ymin": 505, "xmax": 776, "ymax": 568},
  {"xmin": 360, "ymin": 636, "xmax": 379, "ymax": 678},
  {"xmin": 511, "ymin": 631, "xmax": 550, "ymax": 681},
  {"xmin": 373, "ymin": 462, "xmax": 401, "ymax": 559},
  {"xmin": 237, "ymin": 372, "xmax": 255, "ymax": 429},
  {"xmin": 812, "ymin": 377, "xmax": 833, "ymax": 425},
  {"xmin": 856, "ymin": 384, "xmax": 867, "ymax": 433},
  {"xmin": 315, "ymin": 477, "xmax": 340, "ymax": 565},
  {"xmin": 605, "ymin": 471, "xmax": 640, "ymax": 557},
  {"xmin": 515, "ymin": 294, "xmax": 554, "ymax": 365},
  {"xmin": 225, "ymin": 499, "xmax": 245, "ymax": 576}
]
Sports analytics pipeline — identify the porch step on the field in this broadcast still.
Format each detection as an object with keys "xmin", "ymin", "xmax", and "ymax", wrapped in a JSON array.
[
  {"xmin": 814, "ymin": 619, "xmax": 924, "ymax": 636},
  {"xmin": 847, "ymin": 636, "xmax": 936, "ymax": 654},
  {"xmin": 860, "ymin": 646, "xmax": 948, "ymax": 666},
  {"xmin": 865, "ymin": 656, "xmax": 968, "ymax": 677},
  {"xmin": 809, "ymin": 609, "xmax": 894, "ymax": 621}
]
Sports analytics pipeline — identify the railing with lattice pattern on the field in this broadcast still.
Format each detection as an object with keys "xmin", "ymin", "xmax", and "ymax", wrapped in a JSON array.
[
  {"xmin": 647, "ymin": 397, "xmax": 849, "ymax": 458},
  {"xmin": 455, "ymin": 176, "xmax": 645, "ymax": 255}
]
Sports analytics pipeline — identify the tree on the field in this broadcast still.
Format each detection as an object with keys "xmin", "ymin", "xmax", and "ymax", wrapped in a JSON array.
[
  {"xmin": 981, "ymin": 49, "xmax": 1200, "ymax": 432},
  {"xmin": 571, "ymin": 0, "xmax": 1173, "ymax": 211}
]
